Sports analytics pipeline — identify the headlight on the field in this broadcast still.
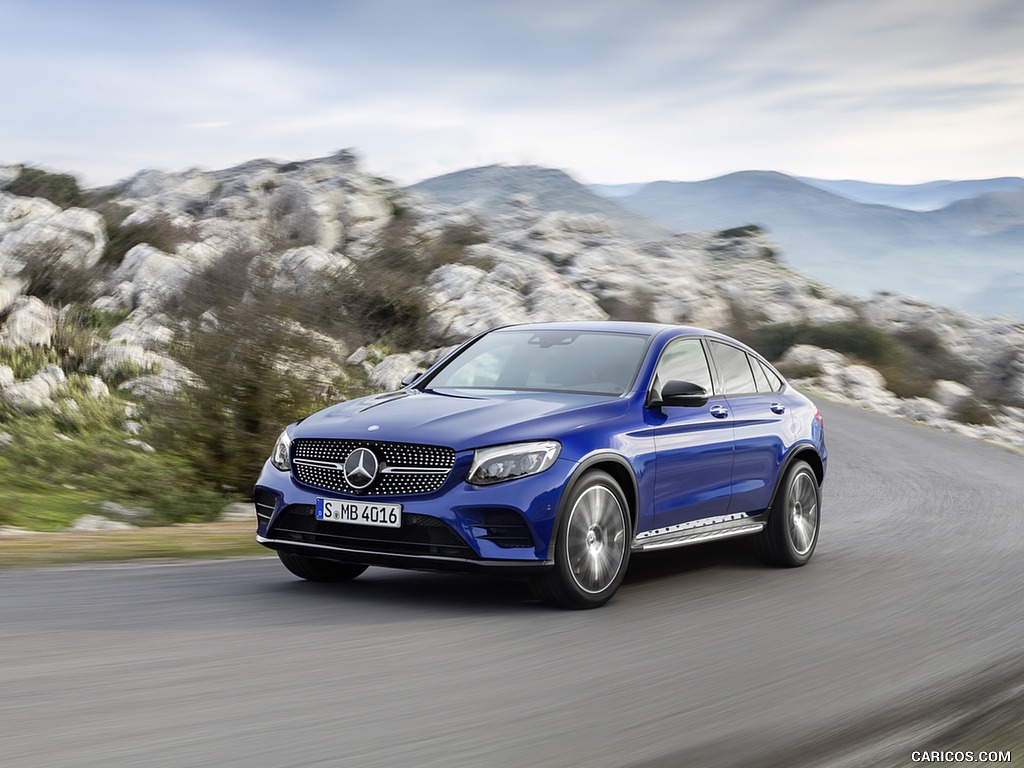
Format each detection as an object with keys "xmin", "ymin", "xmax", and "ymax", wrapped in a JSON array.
[
  {"xmin": 467, "ymin": 441, "xmax": 561, "ymax": 485},
  {"xmin": 270, "ymin": 429, "xmax": 292, "ymax": 472}
]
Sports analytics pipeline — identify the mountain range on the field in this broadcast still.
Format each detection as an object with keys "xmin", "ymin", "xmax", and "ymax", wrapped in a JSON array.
[{"xmin": 410, "ymin": 167, "xmax": 1024, "ymax": 317}]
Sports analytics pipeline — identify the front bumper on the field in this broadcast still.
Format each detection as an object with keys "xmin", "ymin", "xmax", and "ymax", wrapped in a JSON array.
[
  {"xmin": 253, "ymin": 451, "xmax": 575, "ymax": 569},
  {"xmin": 256, "ymin": 535, "xmax": 552, "ymax": 576}
]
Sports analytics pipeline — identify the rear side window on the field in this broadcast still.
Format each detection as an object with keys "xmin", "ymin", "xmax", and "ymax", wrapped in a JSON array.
[
  {"xmin": 709, "ymin": 342, "xmax": 757, "ymax": 395},
  {"xmin": 759, "ymin": 360, "xmax": 783, "ymax": 392},
  {"xmin": 750, "ymin": 357, "xmax": 772, "ymax": 392}
]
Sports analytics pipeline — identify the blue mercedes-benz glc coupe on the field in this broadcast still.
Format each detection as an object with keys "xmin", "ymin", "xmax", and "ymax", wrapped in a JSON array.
[{"xmin": 254, "ymin": 322, "xmax": 827, "ymax": 608}]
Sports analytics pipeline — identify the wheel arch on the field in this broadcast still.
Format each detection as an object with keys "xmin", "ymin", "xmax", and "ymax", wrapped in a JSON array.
[
  {"xmin": 768, "ymin": 444, "xmax": 824, "ymax": 512},
  {"xmin": 547, "ymin": 452, "xmax": 639, "ymax": 558}
]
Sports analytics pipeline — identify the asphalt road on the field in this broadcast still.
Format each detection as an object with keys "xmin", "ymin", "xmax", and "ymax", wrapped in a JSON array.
[{"xmin": 2, "ymin": 401, "xmax": 1023, "ymax": 768}]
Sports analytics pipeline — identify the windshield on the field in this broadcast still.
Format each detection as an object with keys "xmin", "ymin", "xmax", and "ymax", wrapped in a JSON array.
[{"xmin": 425, "ymin": 329, "xmax": 649, "ymax": 396}]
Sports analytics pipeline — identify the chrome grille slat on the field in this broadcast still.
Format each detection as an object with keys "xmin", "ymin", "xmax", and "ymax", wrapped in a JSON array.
[{"xmin": 291, "ymin": 438, "xmax": 455, "ymax": 496}]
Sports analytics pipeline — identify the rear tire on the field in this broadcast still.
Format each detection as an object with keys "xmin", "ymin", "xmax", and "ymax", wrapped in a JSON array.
[
  {"xmin": 753, "ymin": 459, "xmax": 820, "ymax": 567},
  {"xmin": 278, "ymin": 552, "xmax": 368, "ymax": 582},
  {"xmin": 531, "ymin": 470, "xmax": 631, "ymax": 609}
]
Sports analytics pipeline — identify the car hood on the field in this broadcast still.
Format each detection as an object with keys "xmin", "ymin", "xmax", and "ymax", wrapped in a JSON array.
[{"xmin": 292, "ymin": 389, "xmax": 630, "ymax": 453}]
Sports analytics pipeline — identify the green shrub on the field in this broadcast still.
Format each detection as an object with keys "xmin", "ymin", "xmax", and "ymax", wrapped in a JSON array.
[
  {"xmin": 15, "ymin": 236, "xmax": 96, "ymax": 306},
  {"xmin": 894, "ymin": 327, "xmax": 971, "ymax": 385},
  {"xmin": 6, "ymin": 166, "xmax": 84, "ymax": 209},
  {"xmin": 102, "ymin": 211, "xmax": 195, "ymax": 266},
  {"xmin": 951, "ymin": 398, "xmax": 997, "ymax": 426},
  {"xmin": 308, "ymin": 213, "xmax": 488, "ymax": 348},
  {"xmin": 717, "ymin": 224, "xmax": 764, "ymax": 239},
  {"xmin": 440, "ymin": 221, "xmax": 488, "ymax": 247},
  {"xmin": 598, "ymin": 291, "xmax": 656, "ymax": 322},
  {"xmin": 0, "ymin": 345, "xmax": 61, "ymax": 382},
  {"xmin": 60, "ymin": 303, "xmax": 131, "ymax": 337},
  {"xmin": 0, "ymin": 394, "xmax": 225, "ymax": 528},
  {"xmin": 875, "ymin": 364, "xmax": 935, "ymax": 399},
  {"xmin": 153, "ymin": 295, "xmax": 338, "ymax": 492},
  {"xmin": 50, "ymin": 319, "xmax": 98, "ymax": 375},
  {"xmin": 263, "ymin": 182, "xmax": 319, "ymax": 248},
  {"xmin": 103, "ymin": 360, "xmax": 161, "ymax": 387},
  {"xmin": 747, "ymin": 321, "xmax": 902, "ymax": 367}
]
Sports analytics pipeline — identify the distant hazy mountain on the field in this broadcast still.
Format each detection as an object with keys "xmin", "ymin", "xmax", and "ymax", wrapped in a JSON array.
[
  {"xmin": 600, "ymin": 171, "xmax": 1024, "ymax": 315},
  {"xmin": 407, "ymin": 165, "xmax": 672, "ymax": 242},
  {"xmin": 797, "ymin": 176, "xmax": 1024, "ymax": 211},
  {"xmin": 587, "ymin": 183, "xmax": 649, "ymax": 198},
  {"xmin": 412, "ymin": 165, "xmax": 1023, "ymax": 316}
]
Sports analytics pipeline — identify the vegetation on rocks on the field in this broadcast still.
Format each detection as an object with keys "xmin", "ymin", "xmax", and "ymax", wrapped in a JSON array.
[
  {"xmin": 5, "ymin": 166, "xmax": 84, "ymax": 209},
  {"xmin": 2, "ymin": 150, "xmax": 1023, "ymax": 536},
  {"xmin": 741, "ymin": 320, "xmax": 977, "ymax": 401},
  {"xmin": 101, "ymin": 209, "xmax": 195, "ymax": 266},
  {"xmin": 0, "ymin": 387, "xmax": 222, "ymax": 530}
]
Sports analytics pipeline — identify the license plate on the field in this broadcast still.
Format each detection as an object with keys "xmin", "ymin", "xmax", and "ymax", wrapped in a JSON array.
[{"xmin": 316, "ymin": 498, "xmax": 402, "ymax": 528}]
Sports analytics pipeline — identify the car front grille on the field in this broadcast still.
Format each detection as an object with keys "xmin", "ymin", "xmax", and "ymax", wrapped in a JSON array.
[
  {"xmin": 270, "ymin": 504, "xmax": 477, "ymax": 559},
  {"xmin": 291, "ymin": 438, "xmax": 455, "ymax": 496}
]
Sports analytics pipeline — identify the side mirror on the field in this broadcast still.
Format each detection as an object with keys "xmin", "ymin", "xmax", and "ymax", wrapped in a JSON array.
[
  {"xmin": 650, "ymin": 379, "xmax": 709, "ymax": 408},
  {"xmin": 401, "ymin": 371, "xmax": 423, "ymax": 388}
]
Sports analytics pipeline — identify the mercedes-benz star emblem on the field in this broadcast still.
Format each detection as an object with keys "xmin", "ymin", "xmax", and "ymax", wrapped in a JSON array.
[{"xmin": 344, "ymin": 447, "xmax": 379, "ymax": 490}]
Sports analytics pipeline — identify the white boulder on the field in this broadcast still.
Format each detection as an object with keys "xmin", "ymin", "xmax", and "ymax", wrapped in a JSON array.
[
  {"xmin": 0, "ymin": 166, "xmax": 19, "ymax": 188},
  {"xmin": 931, "ymin": 380, "xmax": 973, "ymax": 410},
  {"xmin": 219, "ymin": 502, "xmax": 256, "ymax": 522},
  {"xmin": 0, "ymin": 192, "xmax": 60, "ymax": 237},
  {"xmin": 247, "ymin": 245, "xmax": 351, "ymax": 296},
  {"xmin": 67, "ymin": 514, "xmax": 136, "ymax": 532},
  {"xmin": 777, "ymin": 344, "xmax": 848, "ymax": 369},
  {"xmin": 83, "ymin": 375, "xmax": 110, "ymax": 399},
  {"xmin": 837, "ymin": 364, "xmax": 888, "ymax": 400},
  {"xmin": 106, "ymin": 311, "xmax": 175, "ymax": 350},
  {"xmin": 1, "ymin": 365, "xmax": 66, "ymax": 411},
  {"xmin": 367, "ymin": 353, "xmax": 421, "ymax": 391},
  {"xmin": 0, "ymin": 296, "xmax": 58, "ymax": 347},
  {"xmin": 0, "ymin": 275, "xmax": 28, "ymax": 314},
  {"xmin": 111, "ymin": 244, "xmax": 194, "ymax": 310},
  {"xmin": 897, "ymin": 397, "xmax": 948, "ymax": 423},
  {"xmin": 423, "ymin": 262, "xmax": 606, "ymax": 345},
  {"xmin": 0, "ymin": 202, "xmax": 106, "ymax": 274}
]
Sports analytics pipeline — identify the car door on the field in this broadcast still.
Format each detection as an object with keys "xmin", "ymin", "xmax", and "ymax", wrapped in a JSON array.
[
  {"xmin": 649, "ymin": 337, "xmax": 736, "ymax": 530},
  {"xmin": 706, "ymin": 341, "xmax": 788, "ymax": 516}
]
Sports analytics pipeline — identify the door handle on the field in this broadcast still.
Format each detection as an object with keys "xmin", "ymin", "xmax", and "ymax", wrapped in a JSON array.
[
  {"xmin": 710, "ymin": 405, "xmax": 729, "ymax": 419},
  {"xmin": 770, "ymin": 402, "xmax": 786, "ymax": 414}
]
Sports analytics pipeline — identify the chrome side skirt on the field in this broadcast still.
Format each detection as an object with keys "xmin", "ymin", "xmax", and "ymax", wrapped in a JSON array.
[{"xmin": 632, "ymin": 516, "xmax": 764, "ymax": 552}]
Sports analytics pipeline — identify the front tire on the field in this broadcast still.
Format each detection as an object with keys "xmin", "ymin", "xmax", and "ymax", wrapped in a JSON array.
[
  {"xmin": 532, "ymin": 470, "xmax": 631, "ymax": 609},
  {"xmin": 278, "ymin": 552, "xmax": 368, "ymax": 582},
  {"xmin": 753, "ymin": 459, "xmax": 820, "ymax": 567}
]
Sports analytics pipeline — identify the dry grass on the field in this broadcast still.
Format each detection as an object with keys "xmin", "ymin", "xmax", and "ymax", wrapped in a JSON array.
[{"xmin": 0, "ymin": 521, "xmax": 268, "ymax": 567}]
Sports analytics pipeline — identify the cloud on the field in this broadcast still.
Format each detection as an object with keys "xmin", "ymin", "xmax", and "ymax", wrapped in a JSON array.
[{"xmin": 1, "ymin": 0, "xmax": 1022, "ymax": 185}]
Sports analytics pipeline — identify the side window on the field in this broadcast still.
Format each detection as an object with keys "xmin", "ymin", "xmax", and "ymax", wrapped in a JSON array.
[
  {"xmin": 750, "ymin": 355, "xmax": 772, "ymax": 392},
  {"xmin": 654, "ymin": 338, "xmax": 713, "ymax": 394},
  {"xmin": 759, "ymin": 360, "xmax": 783, "ymax": 392},
  {"xmin": 709, "ymin": 342, "xmax": 757, "ymax": 395}
]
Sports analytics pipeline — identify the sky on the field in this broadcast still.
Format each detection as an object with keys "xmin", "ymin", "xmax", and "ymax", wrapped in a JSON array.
[{"xmin": 2, "ymin": 0, "xmax": 1023, "ymax": 188}]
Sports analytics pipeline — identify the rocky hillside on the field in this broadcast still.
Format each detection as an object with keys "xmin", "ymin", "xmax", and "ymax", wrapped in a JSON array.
[
  {"xmin": 1, "ymin": 151, "xmax": 1023, "ymax": 529},
  {"xmin": 408, "ymin": 164, "xmax": 672, "ymax": 243}
]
